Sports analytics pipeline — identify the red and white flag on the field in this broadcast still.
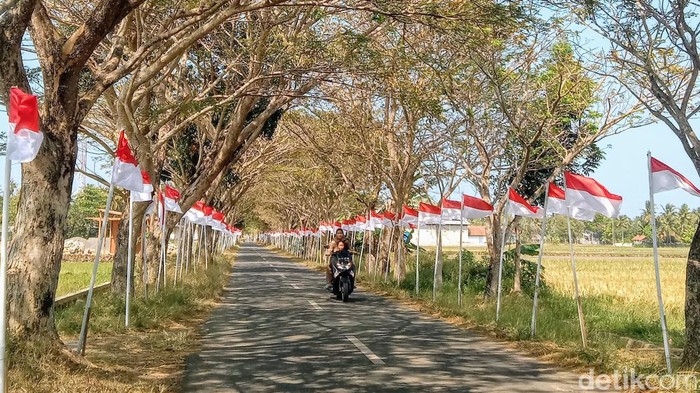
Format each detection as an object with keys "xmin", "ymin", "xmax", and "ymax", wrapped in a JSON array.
[
  {"xmin": 185, "ymin": 200, "xmax": 206, "ymax": 223},
  {"xmin": 332, "ymin": 221, "xmax": 342, "ymax": 232},
  {"xmin": 547, "ymin": 183, "xmax": 595, "ymax": 221},
  {"xmin": 418, "ymin": 202, "xmax": 442, "ymax": 224},
  {"xmin": 441, "ymin": 198, "xmax": 462, "ymax": 220},
  {"xmin": 369, "ymin": 211, "xmax": 384, "ymax": 230},
  {"xmin": 462, "ymin": 194, "xmax": 494, "ymax": 219},
  {"xmin": 382, "ymin": 211, "xmax": 397, "ymax": 227},
  {"xmin": 202, "ymin": 205, "xmax": 213, "ymax": 225},
  {"xmin": 132, "ymin": 171, "xmax": 153, "ymax": 202},
  {"xmin": 400, "ymin": 205, "xmax": 418, "ymax": 228},
  {"xmin": 160, "ymin": 185, "xmax": 182, "ymax": 213},
  {"xmin": 565, "ymin": 172, "xmax": 622, "ymax": 218},
  {"xmin": 111, "ymin": 131, "xmax": 143, "ymax": 192},
  {"xmin": 355, "ymin": 215, "xmax": 368, "ymax": 231},
  {"xmin": 8, "ymin": 87, "xmax": 43, "ymax": 162},
  {"xmin": 211, "ymin": 211, "xmax": 226, "ymax": 231},
  {"xmin": 650, "ymin": 157, "xmax": 700, "ymax": 197},
  {"xmin": 507, "ymin": 188, "xmax": 543, "ymax": 218}
]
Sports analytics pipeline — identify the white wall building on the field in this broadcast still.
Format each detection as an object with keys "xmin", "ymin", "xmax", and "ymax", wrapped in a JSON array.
[{"xmin": 409, "ymin": 220, "xmax": 488, "ymax": 247}]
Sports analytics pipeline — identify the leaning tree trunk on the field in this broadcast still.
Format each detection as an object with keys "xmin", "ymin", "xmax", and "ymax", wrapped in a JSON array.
[
  {"xmin": 484, "ymin": 213, "xmax": 503, "ymax": 297},
  {"xmin": 110, "ymin": 201, "xmax": 149, "ymax": 293},
  {"xmin": 512, "ymin": 219, "xmax": 522, "ymax": 294},
  {"xmin": 682, "ymin": 220, "xmax": 700, "ymax": 367},
  {"xmin": 7, "ymin": 118, "xmax": 77, "ymax": 341}
]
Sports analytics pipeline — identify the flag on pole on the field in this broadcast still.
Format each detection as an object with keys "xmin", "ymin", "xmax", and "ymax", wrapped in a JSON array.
[
  {"xmin": 418, "ymin": 202, "xmax": 442, "ymax": 224},
  {"xmin": 132, "ymin": 171, "xmax": 153, "ymax": 202},
  {"xmin": 111, "ymin": 131, "xmax": 144, "ymax": 192},
  {"xmin": 508, "ymin": 188, "xmax": 543, "ymax": 218},
  {"xmin": 160, "ymin": 185, "xmax": 182, "ymax": 213},
  {"xmin": 441, "ymin": 198, "xmax": 462, "ymax": 220},
  {"xmin": 564, "ymin": 172, "xmax": 622, "ymax": 218},
  {"xmin": 355, "ymin": 215, "xmax": 367, "ymax": 231},
  {"xmin": 547, "ymin": 183, "xmax": 596, "ymax": 221},
  {"xmin": 650, "ymin": 157, "xmax": 700, "ymax": 197},
  {"xmin": 382, "ymin": 211, "xmax": 396, "ymax": 227},
  {"xmin": 184, "ymin": 200, "xmax": 206, "ymax": 223},
  {"xmin": 400, "ymin": 205, "xmax": 418, "ymax": 228},
  {"xmin": 462, "ymin": 194, "xmax": 494, "ymax": 219},
  {"xmin": 202, "ymin": 205, "xmax": 213, "ymax": 225},
  {"xmin": 8, "ymin": 87, "xmax": 43, "ymax": 162},
  {"xmin": 369, "ymin": 211, "xmax": 384, "ymax": 230}
]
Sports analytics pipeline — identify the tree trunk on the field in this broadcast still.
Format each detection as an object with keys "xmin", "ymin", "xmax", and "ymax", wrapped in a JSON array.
[
  {"xmin": 682, "ymin": 220, "xmax": 700, "ymax": 367},
  {"xmin": 7, "ymin": 118, "xmax": 77, "ymax": 340},
  {"xmin": 512, "ymin": 220, "xmax": 522, "ymax": 294},
  {"xmin": 484, "ymin": 213, "xmax": 502, "ymax": 297},
  {"xmin": 110, "ymin": 201, "xmax": 149, "ymax": 293}
]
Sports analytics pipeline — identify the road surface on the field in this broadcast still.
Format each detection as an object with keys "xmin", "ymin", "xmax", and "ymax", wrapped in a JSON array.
[{"xmin": 182, "ymin": 243, "xmax": 593, "ymax": 392}]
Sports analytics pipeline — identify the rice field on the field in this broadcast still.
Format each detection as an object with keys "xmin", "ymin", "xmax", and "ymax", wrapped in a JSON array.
[{"xmin": 365, "ymin": 244, "xmax": 692, "ymax": 372}]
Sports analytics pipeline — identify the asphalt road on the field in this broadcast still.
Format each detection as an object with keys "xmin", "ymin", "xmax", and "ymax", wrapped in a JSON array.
[{"xmin": 181, "ymin": 243, "xmax": 593, "ymax": 392}]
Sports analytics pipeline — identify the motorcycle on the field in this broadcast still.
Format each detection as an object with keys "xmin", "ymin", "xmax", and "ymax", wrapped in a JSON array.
[{"xmin": 331, "ymin": 256, "xmax": 355, "ymax": 302}]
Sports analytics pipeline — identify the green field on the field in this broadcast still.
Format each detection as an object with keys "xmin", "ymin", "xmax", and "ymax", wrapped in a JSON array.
[{"xmin": 56, "ymin": 262, "xmax": 112, "ymax": 297}]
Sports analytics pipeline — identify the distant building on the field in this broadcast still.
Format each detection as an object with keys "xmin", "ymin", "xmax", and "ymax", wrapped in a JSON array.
[
  {"xmin": 632, "ymin": 235, "xmax": 647, "ymax": 245},
  {"xmin": 409, "ymin": 220, "xmax": 488, "ymax": 247}
]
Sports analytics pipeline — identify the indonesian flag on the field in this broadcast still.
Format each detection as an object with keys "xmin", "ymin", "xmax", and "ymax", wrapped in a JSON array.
[
  {"xmin": 132, "ymin": 171, "xmax": 153, "ymax": 202},
  {"xmin": 202, "ymin": 205, "xmax": 213, "ymax": 225},
  {"xmin": 441, "ymin": 198, "xmax": 462, "ymax": 220},
  {"xmin": 650, "ymin": 157, "xmax": 700, "ymax": 197},
  {"xmin": 160, "ymin": 185, "xmax": 182, "ymax": 213},
  {"xmin": 369, "ymin": 211, "xmax": 384, "ymax": 230},
  {"xmin": 508, "ymin": 188, "xmax": 543, "ymax": 218},
  {"xmin": 211, "ymin": 211, "xmax": 226, "ymax": 231},
  {"xmin": 547, "ymin": 183, "xmax": 595, "ymax": 221},
  {"xmin": 355, "ymin": 215, "xmax": 368, "ymax": 231},
  {"xmin": 462, "ymin": 194, "xmax": 494, "ymax": 219},
  {"xmin": 111, "ymin": 131, "xmax": 144, "ymax": 192},
  {"xmin": 319, "ymin": 221, "xmax": 329, "ymax": 232},
  {"xmin": 184, "ymin": 200, "xmax": 206, "ymax": 223},
  {"xmin": 332, "ymin": 221, "xmax": 342, "ymax": 231},
  {"xmin": 418, "ymin": 202, "xmax": 442, "ymax": 224},
  {"xmin": 565, "ymin": 172, "xmax": 622, "ymax": 218},
  {"xmin": 400, "ymin": 205, "xmax": 418, "ymax": 228},
  {"xmin": 8, "ymin": 87, "xmax": 43, "ymax": 162},
  {"xmin": 382, "ymin": 211, "xmax": 396, "ymax": 227}
]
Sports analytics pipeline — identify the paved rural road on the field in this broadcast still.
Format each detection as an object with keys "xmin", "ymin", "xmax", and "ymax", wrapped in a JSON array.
[{"xmin": 181, "ymin": 243, "xmax": 594, "ymax": 392}]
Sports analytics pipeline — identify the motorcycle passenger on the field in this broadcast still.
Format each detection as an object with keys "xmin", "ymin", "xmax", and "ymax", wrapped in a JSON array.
[
  {"xmin": 330, "ymin": 240, "xmax": 355, "ymax": 290},
  {"xmin": 324, "ymin": 228, "xmax": 345, "ymax": 290}
]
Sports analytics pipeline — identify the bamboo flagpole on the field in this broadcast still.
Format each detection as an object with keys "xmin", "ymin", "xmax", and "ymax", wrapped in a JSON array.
[
  {"xmin": 647, "ymin": 151, "xmax": 673, "ymax": 372},
  {"xmin": 432, "ymin": 216, "xmax": 443, "ymax": 302},
  {"xmin": 415, "ymin": 221, "xmax": 421, "ymax": 295},
  {"xmin": 77, "ymin": 183, "xmax": 115, "ymax": 354},
  {"xmin": 458, "ymin": 196, "xmax": 464, "ymax": 307},
  {"xmin": 530, "ymin": 185, "xmax": 551, "ymax": 337},
  {"xmin": 563, "ymin": 174, "xmax": 588, "ymax": 348},
  {"xmin": 495, "ymin": 206, "xmax": 508, "ymax": 321},
  {"xmin": 125, "ymin": 193, "xmax": 134, "ymax": 327}
]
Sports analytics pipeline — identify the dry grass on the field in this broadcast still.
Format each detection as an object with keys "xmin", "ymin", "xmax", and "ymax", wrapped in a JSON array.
[{"xmin": 9, "ymin": 250, "xmax": 236, "ymax": 393}]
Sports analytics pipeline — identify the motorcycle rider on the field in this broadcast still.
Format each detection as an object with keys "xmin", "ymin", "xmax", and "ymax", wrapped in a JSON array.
[{"xmin": 324, "ymin": 228, "xmax": 346, "ymax": 289}]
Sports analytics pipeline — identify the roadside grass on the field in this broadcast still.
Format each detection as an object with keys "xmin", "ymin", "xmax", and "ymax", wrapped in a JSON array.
[
  {"xmin": 280, "ymin": 244, "xmax": 688, "ymax": 375},
  {"xmin": 56, "ymin": 261, "xmax": 112, "ymax": 297},
  {"xmin": 9, "ymin": 250, "xmax": 236, "ymax": 393}
]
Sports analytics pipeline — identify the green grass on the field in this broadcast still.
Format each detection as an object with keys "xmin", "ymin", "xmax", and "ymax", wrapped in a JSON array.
[{"xmin": 56, "ymin": 262, "xmax": 112, "ymax": 297}]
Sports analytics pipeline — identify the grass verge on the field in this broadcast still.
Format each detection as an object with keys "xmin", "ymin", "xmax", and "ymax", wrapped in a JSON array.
[{"xmin": 9, "ymin": 249, "xmax": 236, "ymax": 393}]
